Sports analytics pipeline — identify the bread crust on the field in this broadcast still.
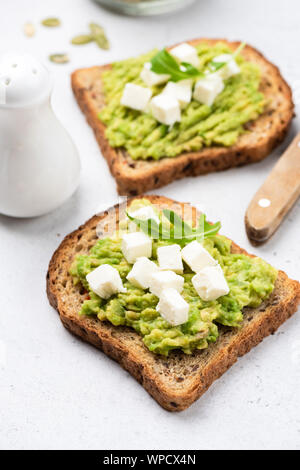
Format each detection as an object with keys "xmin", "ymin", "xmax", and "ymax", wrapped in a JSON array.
[
  {"xmin": 47, "ymin": 195, "xmax": 300, "ymax": 411},
  {"xmin": 71, "ymin": 39, "xmax": 294, "ymax": 195}
]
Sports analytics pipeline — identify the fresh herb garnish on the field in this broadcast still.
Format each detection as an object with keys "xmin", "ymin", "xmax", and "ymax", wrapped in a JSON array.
[
  {"xmin": 127, "ymin": 209, "xmax": 221, "ymax": 245},
  {"xmin": 150, "ymin": 42, "xmax": 246, "ymax": 82},
  {"xmin": 232, "ymin": 41, "xmax": 246, "ymax": 59},
  {"xmin": 208, "ymin": 42, "xmax": 246, "ymax": 73},
  {"xmin": 209, "ymin": 61, "xmax": 227, "ymax": 72},
  {"xmin": 197, "ymin": 213, "xmax": 222, "ymax": 240},
  {"xmin": 150, "ymin": 49, "xmax": 201, "ymax": 82}
]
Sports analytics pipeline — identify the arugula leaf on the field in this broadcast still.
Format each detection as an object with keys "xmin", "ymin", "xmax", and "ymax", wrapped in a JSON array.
[
  {"xmin": 162, "ymin": 209, "xmax": 193, "ymax": 239},
  {"xmin": 127, "ymin": 213, "xmax": 161, "ymax": 239},
  {"xmin": 150, "ymin": 49, "xmax": 200, "ymax": 82},
  {"xmin": 207, "ymin": 42, "xmax": 246, "ymax": 75},
  {"xmin": 127, "ymin": 209, "xmax": 221, "ymax": 244},
  {"xmin": 232, "ymin": 41, "xmax": 246, "ymax": 59},
  {"xmin": 209, "ymin": 60, "xmax": 227, "ymax": 72},
  {"xmin": 193, "ymin": 214, "xmax": 221, "ymax": 241},
  {"xmin": 150, "ymin": 43, "xmax": 246, "ymax": 83},
  {"xmin": 180, "ymin": 62, "xmax": 201, "ymax": 77}
]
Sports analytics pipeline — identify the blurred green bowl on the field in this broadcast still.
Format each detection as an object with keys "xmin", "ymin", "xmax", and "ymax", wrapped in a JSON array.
[{"xmin": 94, "ymin": 0, "xmax": 196, "ymax": 16}]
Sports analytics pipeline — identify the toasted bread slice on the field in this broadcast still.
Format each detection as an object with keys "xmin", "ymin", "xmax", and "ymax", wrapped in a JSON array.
[
  {"xmin": 72, "ymin": 39, "xmax": 294, "ymax": 196},
  {"xmin": 47, "ymin": 195, "xmax": 300, "ymax": 411}
]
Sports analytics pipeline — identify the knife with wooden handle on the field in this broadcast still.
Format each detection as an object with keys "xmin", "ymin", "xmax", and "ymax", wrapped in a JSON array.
[{"xmin": 245, "ymin": 132, "xmax": 300, "ymax": 245}]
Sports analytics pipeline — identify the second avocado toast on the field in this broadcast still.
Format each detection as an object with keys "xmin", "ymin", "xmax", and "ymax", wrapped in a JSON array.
[
  {"xmin": 47, "ymin": 196, "xmax": 300, "ymax": 411},
  {"xmin": 72, "ymin": 38, "xmax": 294, "ymax": 195}
]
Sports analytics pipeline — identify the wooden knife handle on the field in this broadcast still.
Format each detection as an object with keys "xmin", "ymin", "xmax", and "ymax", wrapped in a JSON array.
[{"xmin": 245, "ymin": 133, "xmax": 300, "ymax": 244}]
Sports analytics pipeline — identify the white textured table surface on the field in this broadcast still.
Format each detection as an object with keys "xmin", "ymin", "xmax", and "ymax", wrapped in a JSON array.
[{"xmin": 1, "ymin": 0, "xmax": 300, "ymax": 451}]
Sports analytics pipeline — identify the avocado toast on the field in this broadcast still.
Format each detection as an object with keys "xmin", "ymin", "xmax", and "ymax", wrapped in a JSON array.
[
  {"xmin": 47, "ymin": 196, "xmax": 300, "ymax": 411},
  {"xmin": 72, "ymin": 39, "xmax": 294, "ymax": 195}
]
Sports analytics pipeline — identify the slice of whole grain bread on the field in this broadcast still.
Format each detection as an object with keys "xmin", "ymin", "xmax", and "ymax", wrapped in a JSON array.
[
  {"xmin": 71, "ymin": 39, "xmax": 294, "ymax": 196},
  {"xmin": 47, "ymin": 195, "xmax": 300, "ymax": 411}
]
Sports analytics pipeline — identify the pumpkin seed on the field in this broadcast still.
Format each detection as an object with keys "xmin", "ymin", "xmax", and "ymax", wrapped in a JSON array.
[
  {"xmin": 89, "ymin": 23, "xmax": 104, "ymax": 36},
  {"xmin": 49, "ymin": 54, "xmax": 69, "ymax": 64},
  {"xmin": 42, "ymin": 18, "xmax": 61, "ymax": 27},
  {"xmin": 94, "ymin": 34, "xmax": 110, "ymax": 50},
  {"xmin": 89, "ymin": 23, "xmax": 110, "ymax": 50},
  {"xmin": 24, "ymin": 22, "xmax": 35, "ymax": 37},
  {"xmin": 71, "ymin": 34, "xmax": 93, "ymax": 45}
]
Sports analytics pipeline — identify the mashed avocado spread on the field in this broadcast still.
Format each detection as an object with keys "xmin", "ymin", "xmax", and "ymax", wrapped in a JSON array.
[
  {"xmin": 99, "ymin": 42, "xmax": 266, "ymax": 160},
  {"xmin": 70, "ymin": 202, "xmax": 277, "ymax": 356}
]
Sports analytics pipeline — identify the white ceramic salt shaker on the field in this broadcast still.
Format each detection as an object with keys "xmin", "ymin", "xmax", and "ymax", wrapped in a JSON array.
[{"xmin": 0, "ymin": 53, "xmax": 81, "ymax": 218}]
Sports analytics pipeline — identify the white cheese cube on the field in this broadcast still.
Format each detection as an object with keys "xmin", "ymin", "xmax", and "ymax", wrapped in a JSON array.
[
  {"xmin": 156, "ymin": 288, "xmax": 189, "ymax": 326},
  {"xmin": 162, "ymin": 80, "xmax": 192, "ymax": 108},
  {"xmin": 127, "ymin": 257, "xmax": 159, "ymax": 289},
  {"xmin": 122, "ymin": 232, "xmax": 152, "ymax": 264},
  {"xmin": 128, "ymin": 206, "xmax": 160, "ymax": 232},
  {"xmin": 192, "ymin": 265, "xmax": 229, "ymax": 301},
  {"xmin": 149, "ymin": 270, "xmax": 184, "ymax": 297},
  {"xmin": 157, "ymin": 244, "xmax": 183, "ymax": 273},
  {"xmin": 181, "ymin": 240, "xmax": 217, "ymax": 273},
  {"xmin": 140, "ymin": 62, "xmax": 170, "ymax": 87},
  {"xmin": 150, "ymin": 93, "xmax": 181, "ymax": 126},
  {"xmin": 121, "ymin": 83, "xmax": 152, "ymax": 112},
  {"xmin": 86, "ymin": 264, "xmax": 126, "ymax": 300},
  {"xmin": 213, "ymin": 54, "xmax": 240, "ymax": 80},
  {"xmin": 193, "ymin": 74, "xmax": 224, "ymax": 106},
  {"xmin": 170, "ymin": 43, "xmax": 200, "ymax": 68}
]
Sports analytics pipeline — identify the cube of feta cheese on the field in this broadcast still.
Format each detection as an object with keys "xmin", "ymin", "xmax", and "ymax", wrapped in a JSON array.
[
  {"xmin": 170, "ymin": 43, "xmax": 200, "ymax": 68},
  {"xmin": 213, "ymin": 54, "xmax": 240, "ymax": 80},
  {"xmin": 122, "ymin": 232, "xmax": 152, "ymax": 264},
  {"xmin": 127, "ymin": 257, "xmax": 159, "ymax": 289},
  {"xmin": 121, "ymin": 83, "xmax": 152, "ymax": 112},
  {"xmin": 156, "ymin": 288, "xmax": 189, "ymax": 326},
  {"xmin": 181, "ymin": 240, "xmax": 217, "ymax": 273},
  {"xmin": 162, "ymin": 80, "xmax": 192, "ymax": 108},
  {"xmin": 157, "ymin": 244, "xmax": 183, "ymax": 273},
  {"xmin": 86, "ymin": 264, "xmax": 126, "ymax": 300},
  {"xmin": 128, "ymin": 205, "xmax": 160, "ymax": 232},
  {"xmin": 192, "ymin": 265, "xmax": 229, "ymax": 301},
  {"xmin": 140, "ymin": 62, "xmax": 170, "ymax": 87},
  {"xmin": 193, "ymin": 74, "xmax": 224, "ymax": 106},
  {"xmin": 149, "ymin": 270, "xmax": 184, "ymax": 297},
  {"xmin": 150, "ymin": 93, "xmax": 181, "ymax": 126}
]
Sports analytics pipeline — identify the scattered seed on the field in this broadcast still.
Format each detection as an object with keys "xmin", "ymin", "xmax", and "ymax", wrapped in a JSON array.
[
  {"xmin": 89, "ymin": 23, "xmax": 110, "ymax": 50},
  {"xmin": 24, "ymin": 22, "xmax": 35, "ymax": 38},
  {"xmin": 71, "ymin": 34, "xmax": 93, "ymax": 45},
  {"xmin": 42, "ymin": 18, "xmax": 61, "ymax": 28},
  {"xmin": 94, "ymin": 34, "xmax": 110, "ymax": 50},
  {"xmin": 49, "ymin": 54, "xmax": 69, "ymax": 64},
  {"xmin": 89, "ymin": 23, "xmax": 104, "ymax": 36}
]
